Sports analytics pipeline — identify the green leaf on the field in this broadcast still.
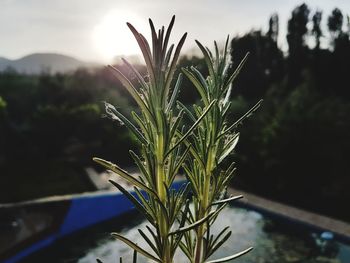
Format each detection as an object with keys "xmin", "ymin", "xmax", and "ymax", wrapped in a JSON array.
[
  {"xmin": 162, "ymin": 15, "xmax": 175, "ymax": 62},
  {"xmin": 121, "ymin": 58, "xmax": 149, "ymax": 94},
  {"xmin": 126, "ymin": 23, "xmax": 155, "ymax": 85},
  {"xmin": 154, "ymin": 197, "xmax": 171, "ymax": 225},
  {"xmin": 211, "ymin": 195, "xmax": 243, "ymax": 206},
  {"xmin": 166, "ymin": 73, "xmax": 183, "ymax": 113},
  {"xmin": 218, "ymin": 133, "xmax": 239, "ymax": 164},
  {"xmin": 166, "ymin": 99, "xmax": 216, "ymax": 158},
  {"xmin": 177, "ymin": 101, "xmax": 196, "ymax": 123},
  {"xmin": 148, "ymin": 18, "xmax": 158, "ymax": 65},
  {"xmin": 131, "ymin": 111, "xmax": 152, "ymax": 142},
  {"xmin": 169, "ymin": 110, "xmax": 184, "ymax": 145},
  {"xmin": 220, "ymin": 99, "xmax": 263, "ymax": 137},
  {"xmin": 211, "ymin": 226, "xmax": 229, "ymax": 248},
  {"xmin": 132, "ymin": 250, "xmax": 137, "ymax": 263},
  {"xmin": 179, "ymin": 241, "xmax": 193, "ymax": 261},
  {"xmin": 224, "ymin": 52, "xmax": 249, "ymax": 91},
  {"xmin": 164, "ymin": 32, "xmax": 187, "ymax": 98},
  {"xmin": 146, "ymin": 225, "xmax": 162, "ymax": 254},
  {"xmin": 133, "ymin": 187, "xmax": 157, "ymax": 220},
  {"xmin": 107, "ymin": 65, "xmax": 155, "ymax": 126},
  {"xmin": 164, "ymin": 44, "xmax": 174, "ymax": 69},
  {"xmin": 169, "ymin": 145, "xmax": 190, "ymax": 183},
  {"xmin": 111, "ymin": 233, "xmax": 161, "ymax": 262},
  {"xmin": 207, "ymin": 231, "xmax": 232, "ymax": 259},
  {"xmin": 223, "ymin": 35, "xmax": 230, "ymax": 65},
  {"xmin": 214, "ymin": 40, "xmax": 220, "ymax": 70},
  {"xmin": 92, "ymin": 157, "xmax": 156, "ymax": 196},
  {"xmin": 138, "ymin": 229, "xmax": 159, "ymax": 255},
  {"xmin": 180, "ymin": 138, "xmax": 206, "ymax": 172},
  {"xmin": 182, "ymin": 67, "xmax": 209, "ymax": 105},
  {"xmin": 108, "ymin": 180, "xmax": 155, "ymax": 224},
  {"xmin": 104, "ymin": 102, "xmax": 147, "ymax": 145},
  {"xmin": 169, "ymin": 210, "xmax": 215, "ymax": 236},
  {"xmin": 129, "ymin": 150, "xmax": 153, "ymax": 188},
  {"xmin": 195, "ymin": 40, "xmax": 215, "ymax": 82},
  {"xmin": 205, "ymin": 247, "xmax": 253, "ymax": 263},
  {"xmin": 191, "ymin": 66, "xmax": 210, "ymax": 93}
]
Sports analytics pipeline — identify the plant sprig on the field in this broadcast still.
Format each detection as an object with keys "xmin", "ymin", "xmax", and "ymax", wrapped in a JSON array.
[
  {"xmin": 94, "ymin": 16, "xmax": 216, "ymax": 263},
  {"xmin": 180, "ymin": 37, "xmax": 260, "ymax": 263},
  {"xmin": 94, "ymin": 17, "xmax": 260, "ymax": 263}
]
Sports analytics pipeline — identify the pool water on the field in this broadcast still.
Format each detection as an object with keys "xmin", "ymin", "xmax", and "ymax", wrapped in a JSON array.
[{"xmin": 23, "ymin": 206, "xmax": 350, "ymax": 263}]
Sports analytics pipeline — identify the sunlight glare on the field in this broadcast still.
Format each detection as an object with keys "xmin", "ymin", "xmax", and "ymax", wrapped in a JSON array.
[{"xmin": 93, "ymin": 10, "xmax": 146, "ymax": 62}]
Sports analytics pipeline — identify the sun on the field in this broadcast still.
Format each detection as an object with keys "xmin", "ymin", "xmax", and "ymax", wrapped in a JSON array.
[{"xmin": 93, "ymin": 10, "xmax": 146, "ymax": 62}]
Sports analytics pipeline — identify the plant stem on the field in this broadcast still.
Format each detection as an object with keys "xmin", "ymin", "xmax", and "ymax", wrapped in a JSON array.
[
  {"xmin": 156, "ymin": 131, "xmax": 172, "ymax": 263},
  {"xmin": 194, "ymin": 143, "xmax": 215, "ymax": 263},
  {"xmin": 194, "ymin": 182, "xmax": 208, "ymax": 263}
]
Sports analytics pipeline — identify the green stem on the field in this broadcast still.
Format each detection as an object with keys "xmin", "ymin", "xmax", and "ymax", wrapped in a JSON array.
[
  {"xmin": 194, "ymin": 177, "xmax": 210, "ymax": 263},
  {"xmin": 194, "ymin": 146, "xmax": 215, "ymax": 263},
  {"xmin": 194, "ymin": 117, "xmax": 219, "ymax": 262},
  {"xmin": 156, "ymin": 132, "xmax": 172, "ymax": 263}
]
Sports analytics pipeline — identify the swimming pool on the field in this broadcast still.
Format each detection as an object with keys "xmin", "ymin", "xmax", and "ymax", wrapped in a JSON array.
[{"xmin": 22, "ymin": 205, "xmax": 350, "ymax": 263}]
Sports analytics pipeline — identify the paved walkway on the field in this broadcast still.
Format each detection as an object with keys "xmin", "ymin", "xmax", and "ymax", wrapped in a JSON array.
[{"xmin": 228, "ymin": 188, "xmax": 350, "ymax": 239}]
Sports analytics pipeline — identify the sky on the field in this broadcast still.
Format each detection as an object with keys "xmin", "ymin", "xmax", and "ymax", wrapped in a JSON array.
[{"xmin": 1, "ymin": 0, "xmax": 349, "ymax": 63}]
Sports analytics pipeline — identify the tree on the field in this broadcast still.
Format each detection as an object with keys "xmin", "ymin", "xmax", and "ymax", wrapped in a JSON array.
[
  {"xmin": 312, "ymin": 11, "xmax": 323, "ymax": 50},
  {"xmin": 328, "ymin": 8, "xmax": 343, "ymax": 37},
  {"xmin": 267, "ymin": 13, "xmax": 279, "ymax": 43},
  {"xmin": 230, "ymin": 20, "xmax": 284, "ymax": 100},
  {"xmin": 286, "ymin": 3, "xmax": 310, "ymax": 86}
]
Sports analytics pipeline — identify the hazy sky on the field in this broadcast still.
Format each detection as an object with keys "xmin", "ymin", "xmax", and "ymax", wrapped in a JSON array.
[{"xmin": 1, "ymin": 0, "xmax": 349, "ymax": 63}]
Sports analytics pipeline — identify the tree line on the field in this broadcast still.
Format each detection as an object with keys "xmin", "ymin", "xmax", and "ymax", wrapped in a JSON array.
[
  {"xmin": 0, "ymin": 3, "xmax": 349, "ymax": 222},
  {"xmin": 226, "ymin": 3, "xmax": 350, "ymax": 222}
]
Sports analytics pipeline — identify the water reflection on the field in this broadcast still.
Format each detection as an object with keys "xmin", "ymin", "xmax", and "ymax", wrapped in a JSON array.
[{"xmin": 77, "ymin": 207, "xmax": 349, "ymax": 263}]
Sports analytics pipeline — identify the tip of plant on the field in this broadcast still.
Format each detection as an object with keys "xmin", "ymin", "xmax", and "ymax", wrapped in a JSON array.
[
  {"xmin": 92, "ymin": 157, "xmax": 105, "ymax": 164},
  {"xmin": 168, "ymin": 15, "xmax": 176, "ymax": 29},
  {"xmin": 107, "ymin": 64, "xmax": 114, "ymax": 70},
  {"xmin": 194, "ymin": 39, "xmax": 203, "ymax": 47},
  {"xmin": 126, "ymin": 22, "xmax": 136, "ymax": 32},
  {"xmin": 148, "ymin": 18, "xmax": 155, "ymax": 29},
  {"xmin": 180, "ymin": 32, "xmax": 188, "ymax": 42}
]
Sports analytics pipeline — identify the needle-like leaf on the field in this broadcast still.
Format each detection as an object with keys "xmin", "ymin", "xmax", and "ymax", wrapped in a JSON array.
[
  {"xmin": 111, "ymin": 233, "xmax": 161, "ymax": 262},
  {"xmin": 92, "ymin": 157, "xmax": 156, "ymax": 196},
  {"xmin": 205, "ymin": 247, "xmax": 253, "ymax": 263},
  {"xmin": 211, "ymin": 195, "xmax": 243, "ymax": 206}
]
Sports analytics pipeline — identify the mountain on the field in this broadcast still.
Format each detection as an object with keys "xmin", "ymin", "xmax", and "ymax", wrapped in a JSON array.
[{"xmin": 0, "ymin": 53, "xmax": 99, "ymax": 74}]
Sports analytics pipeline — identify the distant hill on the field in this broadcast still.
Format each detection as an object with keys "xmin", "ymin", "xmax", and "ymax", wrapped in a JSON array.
[{"xmin": 0, "ymin": 53, "xmax": 99, "ymax": 74}]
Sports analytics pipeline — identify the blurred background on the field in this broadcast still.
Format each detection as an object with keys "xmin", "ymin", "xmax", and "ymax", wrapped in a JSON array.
[{"xmin": 0, "ymin": 1, "xmax": 350, "ymax": 260}]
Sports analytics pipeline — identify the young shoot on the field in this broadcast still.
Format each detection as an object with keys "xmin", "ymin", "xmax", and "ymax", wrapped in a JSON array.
[{"xmin": 94, "ymin": 16, "xmax": 261, "ymax": 263}]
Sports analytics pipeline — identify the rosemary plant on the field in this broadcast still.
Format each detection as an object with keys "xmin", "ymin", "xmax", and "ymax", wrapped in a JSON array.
[
  {"xmin": 94, "ymin": 16, "xmax": 261, "ymax": 263},
  {"xmin": 178, "ymin": 39, "xmax": 262, "ymax": 263},
  {"xmin": 93, "ymin": 16, "xmax": 215, "ymax": 263}
]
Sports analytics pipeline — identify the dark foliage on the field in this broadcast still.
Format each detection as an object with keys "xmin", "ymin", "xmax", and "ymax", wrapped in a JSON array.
[
  {"xmin": 0, "ymin": 67, "xmax": 137, "ymax": 202},
  {"xmin": 1, "ymin": 3, "xmax": 349, "ymax": 223},
  {"xmin": 227, "ymin": 4, "xmax": 350, "ymax": 222}
]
